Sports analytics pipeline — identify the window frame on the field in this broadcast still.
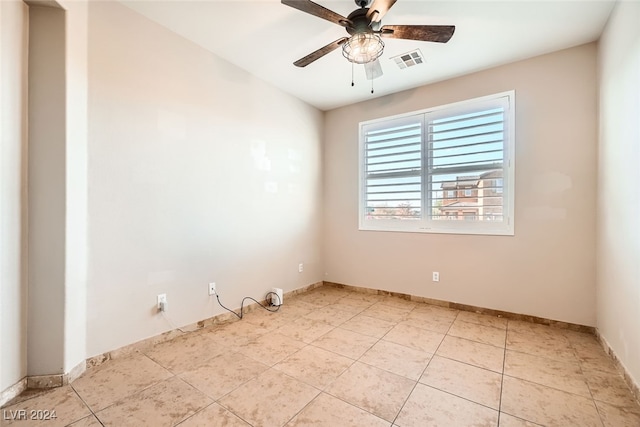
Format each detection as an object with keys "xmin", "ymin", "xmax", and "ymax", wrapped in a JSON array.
[{"xmin": 358, "ymin": 91, "xmax": 515, "ymax": 236}]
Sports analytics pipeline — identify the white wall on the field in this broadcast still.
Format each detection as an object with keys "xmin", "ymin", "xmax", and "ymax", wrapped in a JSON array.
[
  {"xmin": 324, "ymin": 44, "xmax": 598, "ymax": 326},
  {"xmin": 597, "ymin": 0, "xmax": 640, "ymax": 388},
  {"xmin": 86, "ymin": 1, "xmax": 324, "ymax": 357},
  {"xmin": 0, "ymin": 0, "xmax": 28, "ymax": 395},
  {"xmin": 59, "ymin": 0, "xmax": 89, "ymax": 377}
]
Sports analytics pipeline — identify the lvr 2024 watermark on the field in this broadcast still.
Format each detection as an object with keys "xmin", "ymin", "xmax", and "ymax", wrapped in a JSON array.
[{"xmin": 3, "ymin": 409, "xmax": 57, "ymax": 421}]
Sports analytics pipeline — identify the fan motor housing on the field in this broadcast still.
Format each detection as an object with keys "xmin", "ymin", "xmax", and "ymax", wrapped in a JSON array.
[{"xmin": 346, "ymin": 8, "xmax": 374, "ymax": 35}]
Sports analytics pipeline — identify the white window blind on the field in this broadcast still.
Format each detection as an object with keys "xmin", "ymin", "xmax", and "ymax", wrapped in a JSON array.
[
  {"xmin": 364, "ymin": 116, "xmax": 423, "ymax": 221},
  {"xmin": 360, "ymin": 91, "xmax": 515, "ymax": 235}
]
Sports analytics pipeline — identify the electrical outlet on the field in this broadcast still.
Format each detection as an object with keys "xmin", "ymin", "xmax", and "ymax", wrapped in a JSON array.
[
  {"xmin": 157, "ymin": 293, "xmax": 167, "ymax": 311},
  {"xmin": 208, "ymin": 282, "xmax": 216, "ymax": 296},
  {"xmin": 432, "ymin": 272, "xmax": 440, "ymax": 282},
  {"xmin": 298, "ymin": 263, "xmax": 304, "ymax": 273}
]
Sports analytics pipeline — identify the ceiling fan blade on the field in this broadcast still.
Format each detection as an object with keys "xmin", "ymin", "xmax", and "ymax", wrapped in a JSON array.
[
  {"xmin": 380, "ymin": 25, "xmax": 455, "ymax": 43},
  {"xmin": 364, "ymin": 59, "xmax": 383, "ymax": 80},
  {"xmin": 367, "ymin": 0, "xmax": 397, "ymax": 23},
  {"xmin": 282, "ymin": 0, "xmax": 351, "ymax": 27},
  {"xmin": 294, "ymin": 37, "xmax": 349, "ymax": 67}
]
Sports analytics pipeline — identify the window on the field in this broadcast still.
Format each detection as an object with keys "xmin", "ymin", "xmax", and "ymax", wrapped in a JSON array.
[{"xmin": 359, "ymin": 91, "xmax": 515, "ymax": 235}]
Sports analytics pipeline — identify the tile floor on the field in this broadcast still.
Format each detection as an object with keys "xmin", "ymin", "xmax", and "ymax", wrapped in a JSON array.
[{"xmin": 3, "ymin": 286, "xmax": 640, "ymax": 426}]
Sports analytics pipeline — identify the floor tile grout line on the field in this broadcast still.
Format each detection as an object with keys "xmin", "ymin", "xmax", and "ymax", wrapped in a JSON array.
[
  {"xmin": 352, "ymin": 305, "xmax": 426, "ymax": 375},
  {"xmin": 208, "ymin": 401, "xmax": 256, "ymax": 427},
  {"xmin": 228, "ymin": 365, "xmax": 326, "ymax": 426},
  {"xmin": 567, "ymin": 335, "xmax": 608, "ymax": 427},
  {"xmin": 317, "ymin": 309, "xmax": 388, "ymax": 388},
  {"xmin": 69, "ymin": 384, "xmax": 105, "ymax": 427},
  {"xmin": 318, "ymin": 389, "xmax": 396, "ymax": 425},
  {"xmin": 496, "ymin": 318, "xmax": 509, "ymax": 426},
  {"xmin": 75, "ymin": 368, "xmax": 178, "ymax": 416},
  {"xmin": 280, "ymin": 391, "xmax": 322, "ymax": 426},
  {"xmin": 419, "ymin": 382, "xmax": 503, "ymax": 413},
  {"xmin": 433, "ymin": 328, "xmax": 508, "ymax": 352},
  {"xmin": 168, "ymin": 376, "xmax": 222, "ymax": 425},
  {"xmin": 180, "ymin": 371, "xmax": 252, "ymax": 424},
  {"xmin": 500, "ymin": 372, "xmax": 607, "ymax": 402},
  {"xmin": 172, "ymin": 401, "xmax": 217, "ymax": 427},
  {"xmin": 451, "ymin": 316, "xmax": 508, "ymax": 332},
  {"xmin": 454, "ymin": 312, "xmax": 509, "ymax": 331},
  {"xmin": 503, "ymin": 346, "xmax": 586, "ymax": 365},
  {"xmin": 498, "ymin": 370, "xmax": 618, "ymax": 426},
  {"xmin": 209, "ymin": 349, "xmax": 325, "ymax": 424},
  {"xmin": 302, "ymin": 293, "xmax": 417, "ymax": 425},
  {"xmin": 431, "ymin": 354, "xmax": 503, "ymax": 375},
  {"xmin": 1, "ymin": 388, "xmax": 52, "ymax": 409},
  {"xmin": 498, "ymin": 409, "xmax": 546, "ymax": 426},
  {"xmin": 84, "ymin": 373, "xmax": 180, "ymax": 416},
  {"xmin": 506, "ymin": 349, "xmax": 606, "ymax": 392},
  {"xmin": 139, "ymin": 350, "xmax": 174, "ymax": 372},
  {"xmin": 390, "ymin": 307, "xmax": 461, "ymax": 426},
  {"xmin": 69, "ymin": 338, "xmax": 211, "ymax": 419},
  {"xmin": 177, "ymin": 360, "xmax": 267, "ymax": 405},
  {"xmin": 389, "ymin": 361, "xmax": 434, "ymax": 424}
]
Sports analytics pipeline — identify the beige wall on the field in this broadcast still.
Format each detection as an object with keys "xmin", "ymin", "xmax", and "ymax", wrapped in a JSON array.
[
  {"xmin": 0, "ymin": 0, "xmax": 29, "ymax": 396},
  {"xmin": 324, "ymin": 44, "xmax": 598, "ymax": 326},
  {"xmin": 25, "ymin": 0, "xmax": 88, "ymax": 379},
  {"xmin": 27, "ymin": 4, "xmax": 67, "ymax": 376},
  {"xmin": 597, "ymin": 1, "xmax": 640, "ymax": 387},
  {"xmin": 86, "ymin": 1, "xmax": 324, "ymax": 357}
]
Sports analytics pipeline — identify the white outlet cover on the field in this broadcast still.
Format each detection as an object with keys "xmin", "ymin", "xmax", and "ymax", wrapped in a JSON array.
[{"xmin": 157, "ymin": 293, "xmax": 167, "ymax": 309}]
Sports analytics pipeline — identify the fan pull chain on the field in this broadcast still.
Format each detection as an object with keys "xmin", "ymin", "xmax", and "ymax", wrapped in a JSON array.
[
  {"xmin": 351, "ymin": 62, "xmax": 355, "ymax": 87},
  {"xmin": 371, "ymin": 78, "xmax": 374, "ymax": 94}
]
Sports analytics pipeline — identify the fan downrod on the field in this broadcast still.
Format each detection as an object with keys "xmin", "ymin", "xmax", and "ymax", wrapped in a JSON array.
[{"xmin": 355, "ymin": 0, "xmax": 371, "ymax": 8}]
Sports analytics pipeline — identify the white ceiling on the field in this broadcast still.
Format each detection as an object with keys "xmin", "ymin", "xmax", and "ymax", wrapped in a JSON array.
[{"xmin": 121, "ymin": 0, "xmax": 615, "ymax": 111}]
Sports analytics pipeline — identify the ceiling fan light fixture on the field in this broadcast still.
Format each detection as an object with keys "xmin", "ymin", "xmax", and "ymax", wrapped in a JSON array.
[{"xmin": 342, "ymin": 32, "xmax": 384, "ymax": 64}]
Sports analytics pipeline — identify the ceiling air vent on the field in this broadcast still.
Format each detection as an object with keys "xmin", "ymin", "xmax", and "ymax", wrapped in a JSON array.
[{"xmin": 392, "ymin": 49, "xmax": 424, "ymax": 69}]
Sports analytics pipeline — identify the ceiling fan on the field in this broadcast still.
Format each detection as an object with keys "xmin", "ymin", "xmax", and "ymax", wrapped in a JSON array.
[{"xmin": 282, "ymin": 0, "xmax": 455, "ymax": 77}]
